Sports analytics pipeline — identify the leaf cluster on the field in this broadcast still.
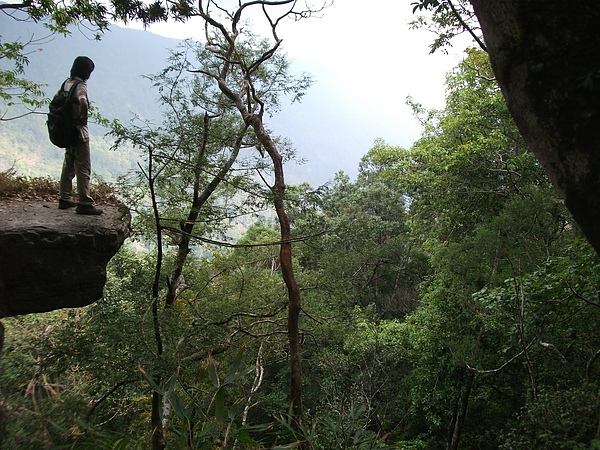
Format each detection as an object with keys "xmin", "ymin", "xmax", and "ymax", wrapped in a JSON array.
[{"xmin": 409, "ymin": 0, "xmax": 485, "ymax": 54}]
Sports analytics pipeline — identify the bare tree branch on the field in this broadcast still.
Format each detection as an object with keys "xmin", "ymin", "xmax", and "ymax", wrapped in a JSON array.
[{"xmin": 447, "ymin": 0, "xmax": 487, "ymax": 52}]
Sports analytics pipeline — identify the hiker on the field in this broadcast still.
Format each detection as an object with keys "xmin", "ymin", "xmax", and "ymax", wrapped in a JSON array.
[{"xmin": 58, "ymin": 56, "xmax": 102, "ymax": 215}]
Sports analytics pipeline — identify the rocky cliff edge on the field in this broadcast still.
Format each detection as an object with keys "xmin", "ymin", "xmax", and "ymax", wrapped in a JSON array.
[{"xmin": 0, "ymin": 199, "xmax": 131, "ymax": 317}]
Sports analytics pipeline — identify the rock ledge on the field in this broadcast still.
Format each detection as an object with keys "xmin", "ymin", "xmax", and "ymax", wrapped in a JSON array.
[{"xmin": 0, "ymin": 199, "xmax": 130, "ymax": 317}]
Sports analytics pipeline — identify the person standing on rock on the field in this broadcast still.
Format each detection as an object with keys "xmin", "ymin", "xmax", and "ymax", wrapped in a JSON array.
[{"xmin": 58, "ymin": 56, "xmax": 102, "ymax": 215}]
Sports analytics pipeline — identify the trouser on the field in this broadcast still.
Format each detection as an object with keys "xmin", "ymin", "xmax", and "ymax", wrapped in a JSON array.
[{"xmin": 59, "ymin": 140, "xmax": 94, "ymax": 206}]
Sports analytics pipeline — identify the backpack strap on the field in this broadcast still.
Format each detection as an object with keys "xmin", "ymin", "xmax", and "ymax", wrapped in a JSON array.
[{"xmin": 62, "ymin": 79, "xmax": 82, "ymax": 99}]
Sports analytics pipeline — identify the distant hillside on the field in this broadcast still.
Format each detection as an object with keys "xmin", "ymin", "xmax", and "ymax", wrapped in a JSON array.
[
  {"xmin": 0, "ymin": 14, "xmax": 176, "ymax": 120},
  {"xmin": 0, "ymin": 15, "xmax": 178, "ymax": 180},
  {"xmin": 0, "ymin": 14, "xmax": 402, "ymax": 186}
]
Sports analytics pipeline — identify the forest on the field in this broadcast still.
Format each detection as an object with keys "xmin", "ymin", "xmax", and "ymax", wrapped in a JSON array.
[{"xmin": 1, "ymin": 1, "xmax": 600, "ymax": 449}]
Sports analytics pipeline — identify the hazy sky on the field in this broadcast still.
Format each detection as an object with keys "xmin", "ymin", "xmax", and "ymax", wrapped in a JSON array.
[
  {"xmin": 122, "ymin": 1, "xmax": 472, "ymax": 182},
  {"xmin": 127, "ymin": 0, "xmax": 468, "ymax": 107}
]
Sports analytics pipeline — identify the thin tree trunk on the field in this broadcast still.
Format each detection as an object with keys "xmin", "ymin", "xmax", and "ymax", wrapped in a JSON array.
[
  {"xmin": 448, "ymin": 368, "xmax": 475, "ymax": 450},
  {"xmin": 250, "ymin": 116, "xmax": 304, "ymax": 424},
  {"xmin": 151, "ymin": 117, "xmax": 246, "ymax": 450},
  {"xmin": 142, "ymin": 150, "xmax": 168, "ymax": 450},
  {"xmin": 216, "ymin": 65, "xmax": 304, "ymax": 425}
]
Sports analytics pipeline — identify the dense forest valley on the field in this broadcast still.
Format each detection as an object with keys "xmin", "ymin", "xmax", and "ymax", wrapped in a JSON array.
[{"xmin": 1, "ymin": 3, "xmax": 600, "ymax": 449}]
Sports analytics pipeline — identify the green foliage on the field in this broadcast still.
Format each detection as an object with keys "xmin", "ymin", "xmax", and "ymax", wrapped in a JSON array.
[
  {"xmin": 273, "ymin": 403, "xmax": 390, "ymax": 449},
  {"xmin": 291, "ymin": 165, "xmax": 429, "ymax": 320},
  {"xmin": 2, "ymin": 42, "xmax": 599, "ymax": 450},
  {"xmin": 500, "ymin": 385, "xmax": 600, "ymax": 449},
  {"xmin": 409, "ymin": 0, "xmax": 482, "ymax": 53},
  {"xmin": 0, "ymin": 0, "xmax": 110, "ymax": 115},
  {"xmin": 0, "ymin": 37, "xmax": 46, "ymax": 114},
  {"xmin": 344, "ymin": 49, "xmax": 595, "ymax": 448}
]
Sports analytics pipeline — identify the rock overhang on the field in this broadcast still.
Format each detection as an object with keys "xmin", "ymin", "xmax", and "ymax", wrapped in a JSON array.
[{"xmin": 0, "ymin": 199, "xmax": 130, "ymax": 317}]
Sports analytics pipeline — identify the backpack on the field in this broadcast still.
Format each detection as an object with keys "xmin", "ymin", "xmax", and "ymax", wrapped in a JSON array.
[{"xmin": 47, "ymin": 80, "xmax": 81, "ymax": 148}]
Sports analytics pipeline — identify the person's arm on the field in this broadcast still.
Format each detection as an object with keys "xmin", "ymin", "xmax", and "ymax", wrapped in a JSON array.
[{"xmin": 74, "ymin": 82, "xmax": 89, "ymax": 125}]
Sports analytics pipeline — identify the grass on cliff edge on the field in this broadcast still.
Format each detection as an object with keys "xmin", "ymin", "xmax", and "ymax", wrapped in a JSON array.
[{"xmin": 0, "ymin": 168, "xmax": 120, "ymax": 205}]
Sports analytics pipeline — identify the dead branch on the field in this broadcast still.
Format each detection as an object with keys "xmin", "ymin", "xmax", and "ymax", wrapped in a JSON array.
[
  {"xmin": 539, "ymin": 341, "xmax": 573, "ymax": 369},
  {"xmin": 195, "ymin": 304, "xmax": 287, "ymax": 327},
  {"xmin": 161, "ymin": 225, "xmax": 330, "ymax": 248}
]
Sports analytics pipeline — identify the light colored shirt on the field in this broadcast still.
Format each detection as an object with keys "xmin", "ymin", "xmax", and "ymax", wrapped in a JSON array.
[{"xmin": 64, "ymin": 77, "xmax": 90, "ymax": 142}]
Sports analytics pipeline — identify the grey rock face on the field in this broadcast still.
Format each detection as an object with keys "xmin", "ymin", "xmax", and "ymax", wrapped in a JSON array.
[{"xmin": 0, "ymin": 200, "xmax": 130, "ymax": 317}]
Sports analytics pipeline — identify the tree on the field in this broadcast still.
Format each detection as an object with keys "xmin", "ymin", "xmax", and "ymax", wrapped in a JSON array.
[
  {"xmin": 110, "ymin": 30, "xmax": 316, "ymax": 446},
  {"xmin": 369, "ymin": 48, "xmax": 579, "ymax": 448},
  {"xmin": 185, "ymin": 1, "xmax": 326, "ymax": 435},
  {"xmin": 468, "ymin": 1, "xmax": 600, "ymax": 257},
  {"xmin": 412, "ymin": 0, "xmax": 600, "ymax": 257},
  {"xmin": 291, "ymin": 161, "xmax": 428, "ymax": 320}
]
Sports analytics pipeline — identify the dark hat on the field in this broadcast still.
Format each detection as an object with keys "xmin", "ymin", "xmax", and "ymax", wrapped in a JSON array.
[{"xmin": 70, "ymin": 56, "xmax": 95, "ymax": 80}]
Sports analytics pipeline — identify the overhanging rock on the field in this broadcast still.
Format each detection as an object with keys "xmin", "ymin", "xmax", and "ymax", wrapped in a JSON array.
[{"xmin": 0, "ymin": 199, "xmax": 130, "ymax": 317}]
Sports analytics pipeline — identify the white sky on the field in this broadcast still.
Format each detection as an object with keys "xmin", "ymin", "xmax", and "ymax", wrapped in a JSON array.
[
  {"xmin": 126, "ymin": 0, "xmax": 468, "ymax": 107},
  {"xmin": 121, "ymin": 0, "xmax": 472, "ymax": 182}
]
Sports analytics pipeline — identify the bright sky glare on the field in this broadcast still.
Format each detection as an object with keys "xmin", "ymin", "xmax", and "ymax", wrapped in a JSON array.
[
  {"xmin": 121, "ymin": 0, "xmax": 472, "ymax": 182},
  {"xmin": 125, "ymin": 0, "xmax": 468, "ymax": 107}
]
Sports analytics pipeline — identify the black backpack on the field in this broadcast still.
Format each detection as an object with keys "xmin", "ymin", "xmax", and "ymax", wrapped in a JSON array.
[{"xmin": 47, "ymin": 80, "xmax": 81, "ymax": 148}]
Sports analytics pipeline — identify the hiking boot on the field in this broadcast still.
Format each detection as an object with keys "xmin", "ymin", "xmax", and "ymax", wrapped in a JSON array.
[
  {"xmin": 76, "ymin": 204, "xmax": 103, "ymax": 215},
  {"xmin": 58, "ymin": 199, "xmax": 77, "ymax": 209}
]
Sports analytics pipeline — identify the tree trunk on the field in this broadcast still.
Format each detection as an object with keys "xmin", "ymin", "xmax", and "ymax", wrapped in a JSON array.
[
  {"xmin": 447, "ymin": 368, "xmax": 475, "ymax": 450},
  {"xmin": 213, "ymin": 39, "xmax": 305, "ymax": 432},
  {"xmin": 249, "ymin": 115, "xmax": 304, "ymax": 425},
  {"xmin": 470, "ymin": 1, "xmax": 600, "ymax": 255},
  {"xmin": 151, "ymin": 389, "xmax": 166, "ymax": 450}
]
